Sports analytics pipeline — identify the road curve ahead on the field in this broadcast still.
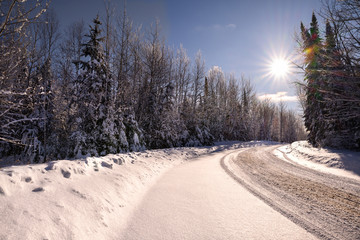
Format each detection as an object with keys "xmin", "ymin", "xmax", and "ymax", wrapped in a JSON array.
[
  {"xmin": 120, "ymin": 147, "xmax": 317, "ymax": 240},
  {"xmin": 225, "ymin": 145, "xmax": 360, "ymax": 240}
]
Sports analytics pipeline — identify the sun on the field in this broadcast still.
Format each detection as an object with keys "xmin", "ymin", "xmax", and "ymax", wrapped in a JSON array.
[
  {"xmin": 270, "ymin": 58, "xmax": 290, "ymax": 79},
  {"xmin": 259, "ymin": 46, "xmax": 296, "ymax": 85}
]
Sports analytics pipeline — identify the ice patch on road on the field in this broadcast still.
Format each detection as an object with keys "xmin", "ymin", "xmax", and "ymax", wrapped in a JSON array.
[{"xmin": 277, "ymin": 141, "xmax": 360, "ymax": 181}]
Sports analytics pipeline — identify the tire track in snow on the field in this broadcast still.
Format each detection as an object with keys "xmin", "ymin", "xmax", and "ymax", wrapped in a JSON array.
[{"xmin": 221, "ymin": 146, "xmax": 360, "ymax": 240}]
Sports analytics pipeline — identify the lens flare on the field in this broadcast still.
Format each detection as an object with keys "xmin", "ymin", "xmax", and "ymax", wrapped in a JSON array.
[
  {"xmin": 258, "ymin": 43, "xmax": 299, "ymax": 90},
  {"xmin": 270, "ymin": 58, "xmax": 290, "ymax": 78}
]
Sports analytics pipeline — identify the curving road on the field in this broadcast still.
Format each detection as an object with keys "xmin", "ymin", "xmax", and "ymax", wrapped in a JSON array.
[
  {"xmin": 120, "ymin": 145, "xmax": 320, "ymax": 240},
  {"xmin": 224, "ymin": 145, "xmax": 360, "ymax": 240}
]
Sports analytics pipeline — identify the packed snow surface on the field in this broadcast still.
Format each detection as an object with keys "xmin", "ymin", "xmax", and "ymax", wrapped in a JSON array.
[
  {"xmin": 0, "ymin": 147, "xmax": 211, "ymax": 240},
  {"xmin": 121, "ymin": 142, "xmax": 316, "ymax": 240},
  {"xmin": 1, "ymin": 142, "xmax": 269, "ymax": 239},
  {"xmin": 1, "ymin": 141, "xmax": 358, "ymax": 239}
]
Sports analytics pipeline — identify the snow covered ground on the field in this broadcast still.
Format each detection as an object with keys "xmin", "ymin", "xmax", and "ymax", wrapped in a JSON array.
[
  {"xmin": 1, "ymin": 141, "xmax": 359, "ymax": 240},
  {"xmin": 0, "ymin": 146, "xmax": 218, "ymax": 240},
  {"xmin": 276, "ymin": 141, "xmax": 360, "ymax": 181},
  {"xmin": 121, "ymin": 142, "xmax": 316, "ymax": 240},
  {"xmin": 0, "ymin": 142, "xmax": 253, "ymax": 240}
]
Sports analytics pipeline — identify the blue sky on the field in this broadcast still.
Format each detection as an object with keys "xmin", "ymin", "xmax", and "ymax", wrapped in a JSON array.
[{"xmin": 52, "ymin": 0, "xmax": 323, "ymax": 111}]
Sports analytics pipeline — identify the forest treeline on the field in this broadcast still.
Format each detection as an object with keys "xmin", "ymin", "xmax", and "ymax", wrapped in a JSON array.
[
  {"xmin": 0, "ymin": 0, "xmax": 305, "ymax": 164},
  {"xmin": 298, "ymin": 0, "xmax": 360, "ymax": 150}
]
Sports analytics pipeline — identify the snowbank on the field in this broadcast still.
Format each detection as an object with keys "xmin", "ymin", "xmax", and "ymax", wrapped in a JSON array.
[
  {"xmin": 277, "ymin": 141, "xmax": 360, "ymax": 180},
  {"xmin": 0, "ymin": 146, "xmax": 218, "ymax": 240}
]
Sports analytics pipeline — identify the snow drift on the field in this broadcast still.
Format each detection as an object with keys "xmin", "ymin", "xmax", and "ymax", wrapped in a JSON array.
[
  {"xmin": 277, "ymin": 141, "xmax": 360, "ymax": 181},
  {"xmin": 0, "ymin": 146, "xmax": 216, "ymax": 240}
]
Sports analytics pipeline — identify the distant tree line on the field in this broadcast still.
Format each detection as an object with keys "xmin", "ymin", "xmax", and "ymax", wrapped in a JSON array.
[
  {"xmin": 0, "ymin": 0, "xmax": 305, "ymax": 164},
  {"xmin": 298, "ymin": 0, "xmax": 360, "ymax": 150}
]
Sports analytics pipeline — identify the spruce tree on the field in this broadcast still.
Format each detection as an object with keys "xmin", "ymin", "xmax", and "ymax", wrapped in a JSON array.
[
  {"xmin": 322, "ymin": 21, "xmax": 341, "ymax": 146},
  {"xmin": 71, "ymin": 16, "xmax": 120, "ymax": 156},
  {"xmin": 301, "ymin": 13, "xmax": 324, "ymax": 147},
  {"xmin": 322, "ymin": 21, "xmax": 357, "ymax": 148},
  {"xmin": 301, "ymin": 14, "xmax": 359, "ymax": 149}
]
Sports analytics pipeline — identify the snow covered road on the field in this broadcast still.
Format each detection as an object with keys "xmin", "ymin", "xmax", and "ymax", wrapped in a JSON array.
[
  {"xmin": 225, "ymin": 146, "xmax": 360, "ymax": 240},
  {"xmin": 120, "ymin": 147, "xmax": 317, "ymax": 240},
  {"xmin": 1, "ymin": 142, "xmax": 358, "ymax": 239}
]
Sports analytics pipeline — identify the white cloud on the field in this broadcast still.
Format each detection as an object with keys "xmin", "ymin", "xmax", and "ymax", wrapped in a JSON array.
[
  {"xmin": 258, "ymin": 92, "xmax": 298, "ymax": 103},
  {"xmin": 195, "ymin": 23, "xmax": 237, "ymax": 31},
  {"xmin": 225, "ymin": 23, "xmax": 237, "ymax": 29}
]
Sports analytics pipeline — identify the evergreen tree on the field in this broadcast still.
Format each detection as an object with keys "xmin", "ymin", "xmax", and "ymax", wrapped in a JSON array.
[
  {"xmin": 300, "ymin": 11, "xmax": 360, "ymax": 149},
  {"xmin": 321, "ymin": 21, "xmax": 356, "ymax": 148},
  {"xmin": 321, "ymin": 21, "xmax": 341, "ymax": 146},
  {"xmin": 71, "ymin": 16, "xmax": 120, "ymax": 156},
  {"xmin": 301, "ymin": 13, "xmax": 325, "ymax": 147}
]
